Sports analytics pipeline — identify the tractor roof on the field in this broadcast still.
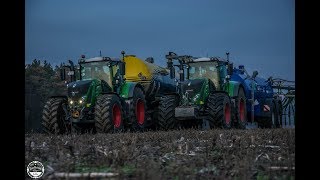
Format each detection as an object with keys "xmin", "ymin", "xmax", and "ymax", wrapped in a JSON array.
[
  {"xmin": 193, "ymin": 57, "xmax": 211, "ymax": 62},
  {"xmin": 191, "ymin": 57, "xmax": 228, "ymax": 64},
  {"xmin": 81, "ymin": 56, "xmax": 120, "ymax": 63}
]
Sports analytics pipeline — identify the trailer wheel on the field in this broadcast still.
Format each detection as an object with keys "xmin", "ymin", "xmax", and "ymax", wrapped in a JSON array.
[
  {"xmin": 130, "ymin": 87, "xmax": 147, "ymax": 132},
  {"xmin": 157, "ymin": 95, "xmax": 178, "ymax": 131},
  {"xmin": 95, "ymin": 94, "xmax": 124, "ymax": 133},
  {"xmin": 42, "ymin": 97, "xmax": 69, "ymax": 134},
  {"xmin": 235, "ymin": 87, "xmax": 247, "ymax": 129},
  {"xmin": 207, "ymin": 93, "xmax": 232, "ymax": 129}
]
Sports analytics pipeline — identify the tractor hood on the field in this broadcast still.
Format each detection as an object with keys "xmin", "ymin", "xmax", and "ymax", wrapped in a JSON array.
[
  {"xmin": 67, "ymin": 79, "xmax": 111, "ymax": 108},
  {"xmin": 67, "ymin": 80, "xmax": 93, "ymax": 100},
  {"xmin": 180, "ymin": 78, "xmax": 214, "ymax": 105}
]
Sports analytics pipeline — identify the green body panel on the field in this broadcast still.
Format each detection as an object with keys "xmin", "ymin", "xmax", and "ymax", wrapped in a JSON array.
[
  {"xmin": 224, "ymin": 81, "xmax": 240, "ymax": 97},
  {"xmin": 191, "ymin": 78, "xmax": 210, "ymax": 105},
  {"xmin": 67, "ymin": 78, "xmax": 140, "ymax": 109},
  {"xmin": 84, "ymin": 79, "xmax": 102, "ymax": 108},
  {"xmin": 180, "ymin": 78, "xmax": 210, "ymax": 106},
  {"xmin": 186, "ymin": 79, "xmax": 240, "ymax": 106},
  {"xmin": 67, "ymin": 79, "xmax": 103, "ymax": 109},
  {"xmin": 120, "ymin": 81, "xmax": 138, "ymax": 99}
]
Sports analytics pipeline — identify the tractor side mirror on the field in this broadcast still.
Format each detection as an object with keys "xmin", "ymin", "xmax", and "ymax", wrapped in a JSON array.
[
  {"xmin": 166, "ymin": 52, "xmax": 178, "ymax": 60},
  {"xmin": 119, "ymin": 62, "xmax": 126, "ymax": 75},
  {"xmin": 252, "ymin": 70, "xmax": 258, "ymax": 79},
  {"xmin": 227, "ymin": 63, "xmax": 233, "ymax": 75},
  {"xmin": 169, "ymin": 52, "xmax": 177, "ymax": 56},
  {"xmin": 60, "ymin": 68, "xmax": 66, "ymax": 81}
]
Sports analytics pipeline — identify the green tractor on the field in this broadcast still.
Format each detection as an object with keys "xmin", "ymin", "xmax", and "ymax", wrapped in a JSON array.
[
  {"xmin": 158, "ymin": 52, "xmax": 247, "ymax": 129},
  {"xmin": 42, "ymin": 51, "xmax": 177, "ymax": 134}
]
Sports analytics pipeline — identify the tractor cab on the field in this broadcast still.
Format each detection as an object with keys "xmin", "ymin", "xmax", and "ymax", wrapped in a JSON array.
[
  {"xmin": 80, "ymin": 60, "xmax": 113, "ymax": 85},
  {"xmin": 78, "ymin": 55, "xmax": 125, "ymax": 92},
  {"xmin": 166, "ymin": 53, "xmax": 232, "ymax": 106},
  {"xmin": 60, "ymin": 55, "xmax": 126, "ymax": 94},
  {"xmin": 186, "ymin": 57, "xmax": 230, "ymax": 91}
]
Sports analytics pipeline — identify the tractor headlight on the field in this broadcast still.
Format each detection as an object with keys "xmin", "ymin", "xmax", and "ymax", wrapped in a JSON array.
[
  {"xmin": 79, "ymin": 99, "xmax": 83, "ymax": 104},
  {"xmin": 69, "ymin": 100, "xmax": 74, "ymax": 105}
]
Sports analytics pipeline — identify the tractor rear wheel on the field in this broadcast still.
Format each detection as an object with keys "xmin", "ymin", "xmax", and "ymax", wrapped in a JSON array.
[
  {"xmin": 42, "ymin": 97, "xmax": 68, "ymax": 134},
  {"xmin": 207, "ymin": 93, "xmax": 232, "ymax": 129},
  {"xmin": 156, "ymin": 95, "xmax": 178, "ymax": 131},
  {"xmin": 235, "ymin": 87, "xmax": 247, "ymax": 129},
  {"xmin": 95, "ymin": 94, "xmax": 124, "ymax": 133},
  {"xmin": 130, "ymin": 87, "xmax": 147, "ymax": 132},
  {"xmin": 206, "ymin": 94, "xmax": 216, "ymax": 128}
]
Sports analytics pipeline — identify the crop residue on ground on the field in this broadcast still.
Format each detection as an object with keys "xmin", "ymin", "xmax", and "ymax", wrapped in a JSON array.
[{"xmin": 25, "ymin": 129, "xmax": 295, "ymax": 179}]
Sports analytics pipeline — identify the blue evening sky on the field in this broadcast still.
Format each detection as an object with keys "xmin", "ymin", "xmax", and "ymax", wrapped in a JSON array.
[{"xmin": 26, "ymin": 0, "xmax": 295, "ymax": 81}]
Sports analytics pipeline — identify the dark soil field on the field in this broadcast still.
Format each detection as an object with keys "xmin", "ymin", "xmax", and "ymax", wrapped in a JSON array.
[{"xmin": 25, "ymin": 128, "xmax": 295, "ymax": 179}]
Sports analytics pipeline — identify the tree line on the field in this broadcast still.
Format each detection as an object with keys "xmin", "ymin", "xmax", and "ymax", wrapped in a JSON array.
[{"xmin": 25, "ymin": 59, "xmax": 67, "ymax": 132}]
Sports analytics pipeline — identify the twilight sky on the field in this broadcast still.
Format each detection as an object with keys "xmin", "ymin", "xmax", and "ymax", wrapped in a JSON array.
[{"xmin": 25, "ymin": 0, "xmax": 295, "ymax": 81}]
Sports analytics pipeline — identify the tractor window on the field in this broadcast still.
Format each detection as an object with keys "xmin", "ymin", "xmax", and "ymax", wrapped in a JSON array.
[
  {"xmin": 188, "ymin": 61, "xmax": 220, "ymax": 88},
  {"xmin": 217, "ymin": 63, "xmax": 227, "ymax": 81},
  {"xmin": 80, "ymin": 62, "xmax": 112, "ymax": 85},
  {"xmin": 112, "ymin": 65, "xmax": 120, "ymax": 77}
]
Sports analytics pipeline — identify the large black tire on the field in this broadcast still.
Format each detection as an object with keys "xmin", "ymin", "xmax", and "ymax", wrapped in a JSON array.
[
  {"xmin": 130, "ymin": 88, "xmax": 147, "ymax": 132},
  {"xmin": 207, "ymin": 93, "xmax": 232, "ymax": 129},
  {"xmin": 235, "ymin": 87, "xmax": 247, "ymax": 129},
  {"xmin": 156, "ymin": 95, "xmax": 178, "ymax": 131},
  {"xmin": 42, "ymin": 97, "xmax": 68, "ymax": 134},
  {"xmin": 206, "ymin": 95, "xmax": 216, "ymax": 128},
  {"xmin": 95, "ymin": 94, "xmax": 124, "ymax": 133}
]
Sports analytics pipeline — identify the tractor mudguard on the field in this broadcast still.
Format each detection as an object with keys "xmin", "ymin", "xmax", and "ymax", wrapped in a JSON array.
[
  {"xmin": 120, "ymin": 82, "xmax": 144, "ymax": 99},
  {"xmin": 225, "ymin": 81, "xmax": 241, "ymax": 98}
]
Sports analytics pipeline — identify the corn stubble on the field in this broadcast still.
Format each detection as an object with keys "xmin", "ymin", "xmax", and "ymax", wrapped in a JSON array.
[{"xmin": 25, "ymin": 129, "xmax": 295, "ymax": 179}]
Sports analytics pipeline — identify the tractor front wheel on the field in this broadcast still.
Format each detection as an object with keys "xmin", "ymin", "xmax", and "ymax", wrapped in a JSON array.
[
  {"xmin": 42, "ymin": 97, "xmax": 69, "ymax": 134},
  {"xmin": 156, "ymin": 95, "xmax": 178, "ymax": 131},
  {"xmin": 95, "ymin": 94, "xmax": 124, "ymax": 133},
  {"xmin": 207, "ymin": 93, "xmax": 232, "ymax": 129}
]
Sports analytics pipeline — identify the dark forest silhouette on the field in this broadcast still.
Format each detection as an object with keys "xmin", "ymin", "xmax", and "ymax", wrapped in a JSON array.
[{"xmin": 25, "ymin": 59, "xmax": 67, "ymax": 132}]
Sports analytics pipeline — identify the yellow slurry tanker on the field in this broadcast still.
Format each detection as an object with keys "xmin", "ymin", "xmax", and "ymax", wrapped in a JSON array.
[{"xmin": 42, "ymin": 51, "xmax": 177, "ymax": 133}]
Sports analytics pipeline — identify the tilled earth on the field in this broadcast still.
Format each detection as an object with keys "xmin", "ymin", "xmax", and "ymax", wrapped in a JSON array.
[{"xmin": 25, "ymin": 129, "xmax": 295, "ymax": 179}]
